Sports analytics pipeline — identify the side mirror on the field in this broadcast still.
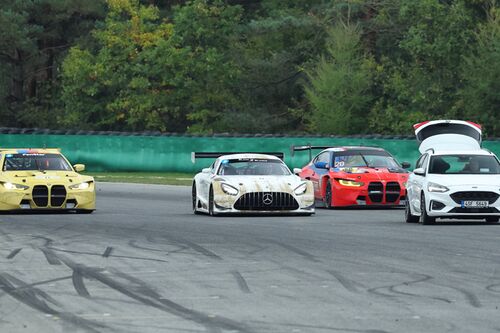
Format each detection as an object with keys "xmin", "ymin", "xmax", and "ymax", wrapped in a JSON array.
[
  {"xmin": 413, "ymin": 167, "xmax": 425, "ymax": 176},
  {"xmin": 293, "ymin": 168, "xmax": 302, "ymax": 175},
  {"xmin": 314, "ymin": 161, "xmax": 329, "ymax": 169},
  {"xmin": 202, "ymin": 168, "xmax": 211, "ymax": 173},
  {"xmin": 401, "ymin": 162, "xmax": 411, "ymax": 169},
  {"xmin": 73, "ymin": 164, "xmax": 85, "ymax": 172}
]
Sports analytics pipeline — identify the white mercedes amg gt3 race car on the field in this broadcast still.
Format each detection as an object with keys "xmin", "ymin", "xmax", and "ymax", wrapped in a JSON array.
[
  {"xmin": 405, "ymin": 120, "xmax": 500, "ymax": 224},
  {"xmin": 191, "ymin": 152, "xmax": 315, "ymax": 216}
]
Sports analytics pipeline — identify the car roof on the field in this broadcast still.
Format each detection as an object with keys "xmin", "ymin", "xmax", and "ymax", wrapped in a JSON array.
[
  {"xmin": 0, "ymin": 148, "xmax": 62, "ymax": 154},
  {"xmin": 217, "ymin": 153, "xmax": 282, "ymax": 161},
  {"xmin": 322, "ymin": 146, "xmax": 386, "ymax": 153},
  {"xmin": 429, "ymin": 149, "xmax": 494, "ymax": 156}
]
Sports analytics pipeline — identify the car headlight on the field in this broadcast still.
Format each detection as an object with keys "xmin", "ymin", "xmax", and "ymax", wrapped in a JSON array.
[
  {"xmin": 294, "ymin": 183, "xmax": 308, "ymax": 195},
  {"xmin": 221, "ymin": 183, "xmax": 238, "ymax": 196},
  {"xmin": 2, "ymin": 182, "xmax": 29, "ymax": 190},
  {"xmin": 427, "ymin": 182, "xmax": 449, "ymax": 193},
  {"xmin": 69, "ymin": 182, "xmax": 91, "ymax": 190},
  {"xmin": 337, "ymin": 179, "xmax": 364, "ymax": 187}
]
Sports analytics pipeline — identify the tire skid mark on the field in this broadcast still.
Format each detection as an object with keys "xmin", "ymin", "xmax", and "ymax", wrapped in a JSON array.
[
  {"xmin": 9, "ymin": 276, "xmax": 72, "ymax": 292},
  {"xmin": 6, "ymin": 248, "xmax": 22, "ymax": 259},
  {"xmin": 159, "ymin": 235, "xmax": 222, "ymax": 260},
  {"xmin": 367, "ymin": 274, "xmax": 452, "ymax": 304},
  {"xmin": 40, "ymin": 248, "xmax": 62, "ymax": 265},
  {"xmin": 48, "ymin": 246, "xmax": 168, "ymax": 263},
  {"xmin": 252, "ymin": 320, "xmax": 390, "ymax": 333},
  {"xmin": 433, "ymin": 283, "xmax": 482, "ymax": 308},
  {"xmin": 327, "ymin": 270, "xmax": 365, "ymax": 293},
  {"xmin": 231, "ymin": 271, "xmax": 251, "ymax": 294},
  {"xmin": 31, "ymin": 235, "xmax": 54, "ymax": 247},
  {"xmin": 102, "ymin": 246, "xmax": 113, "ymax": 258},
  {"xmin": 0, "ymin": 227, "xmax": 13, "ymax": 242},
  {"xmin": 0, "ymin": 273, "xmax": 106, "ymax": 333},
  {"xmin": 128, "ymin": 240, "xmax": 164, "ymax": 252},
  {"xmin": 486, "ymin": 283, "xmax": 500, "ymax": 293},
  {"xmin": 265, "ymin": 239, "xmax": 320, "ymax": 263},
  {"xmin": 128, "ymin": 240, "xmax": 189, "ymax": 255},
  {"xmin": 246, "ymin": 245, "xmax": 269, "ymax": 256},
  {"xmin": 72, "ymin": 266, "xmax": 90, "ymax": 297},
  {"xmin": 52, "ymin": 253, "xmax": 250, "ymax": 333}
]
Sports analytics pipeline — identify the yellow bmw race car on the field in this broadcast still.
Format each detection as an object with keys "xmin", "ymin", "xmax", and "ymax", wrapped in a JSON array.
[{"xmin": 0, "ymin": 148, "xmax": 95, "ymax": 213}]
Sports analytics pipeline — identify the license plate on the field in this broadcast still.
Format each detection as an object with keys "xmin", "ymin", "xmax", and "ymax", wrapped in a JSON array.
[{"xmin": 461, "ymin": 200, "xmax": 489, "ymax": 208}]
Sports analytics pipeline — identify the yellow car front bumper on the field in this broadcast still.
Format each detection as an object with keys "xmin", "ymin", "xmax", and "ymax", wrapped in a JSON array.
[{"xmin": 0, "ymin": 185, "xmax": 96, "ymax": 211}]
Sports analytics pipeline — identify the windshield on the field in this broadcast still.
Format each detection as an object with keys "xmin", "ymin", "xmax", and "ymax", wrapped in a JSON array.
[
  {"xmin": 217, "ymin": 159, "xmax": 291, "ymax": 176},
  {"xmin": 429, "ymin": 155, "xmax": 500, "ymax": 174},
  {"xmin": 333, "ymin": 154, "xmax": 400, "ymax": 168},
  {"xmin": 3, "ymin": 153, "xmax": 72, "ymax": 171}
]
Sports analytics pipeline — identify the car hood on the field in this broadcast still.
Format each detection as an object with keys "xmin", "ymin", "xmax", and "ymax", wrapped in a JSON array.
[
  {"xmin": 334, "ymin": 167, "xmax": 408, "ymax": 182},
  {"xmin": 427, "ymin": 174, "xmax": 500, "ymax": 188},
  {"xmin": 1, "ymin": 170, "xmax": 92, "ymax": 184},
  {"xmin": 215, "ymin": 175, "xmax": 303, "ymax": 193}
]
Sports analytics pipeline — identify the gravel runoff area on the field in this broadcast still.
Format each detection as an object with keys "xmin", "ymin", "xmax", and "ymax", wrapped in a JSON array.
[{"xmin": 0, "ymin": 182, "xmax": 499, "ymax": 333}]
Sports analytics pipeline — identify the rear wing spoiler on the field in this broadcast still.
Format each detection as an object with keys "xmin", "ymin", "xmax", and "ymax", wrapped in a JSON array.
[
  {"xmin": 290, "ymin": 145, "xmax": 332, "ymax": 159},
  {"xmin": 191, "ymin": 152, "xmax": 284, "ymax": 163},
  {"xmin": 0, "ymin": 148, "xmax": 61, "ymax": 153}
]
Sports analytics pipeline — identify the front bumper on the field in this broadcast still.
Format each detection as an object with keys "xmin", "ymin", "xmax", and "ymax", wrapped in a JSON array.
[
  {"xmin": 212, "ymin": 185, "xmax": 315, "ymax": 215},
  {"xmin": 0, "ymin": 184, "xmax": 96, "ymax": 211},
  {"xmin": 332, "ymin": 181, "xmax": 406, "ymax": 207},
  {"xmin": 425, "ymin": 191, "xmax": 500, "ymax": 218}
]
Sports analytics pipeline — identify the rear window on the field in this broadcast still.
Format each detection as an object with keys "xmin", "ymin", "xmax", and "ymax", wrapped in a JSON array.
[{"xmin": 428, "ymin": 155, "xmax": 500, "ymax": 174}]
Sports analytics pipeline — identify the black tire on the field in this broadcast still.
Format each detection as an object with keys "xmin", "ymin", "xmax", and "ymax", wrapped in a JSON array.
[
  {"xmin": 208, "ymin": 187, "xmax": 215, "ymax": 216},
  {"xmin": 486, "ymin": 217, "xmax": 499, "ymax": 223},
  {"xmin": 405, "ymin": 196, "xmax": 419, "ymax": 223},
  {"xmin": 419, "ymin": 193, "xmax": 435, "ymax": 225},
  {"xmin": 323, "ymin": 180, "xmax": 333, "ymax": 209},
  {"xmin": 192, "ymin": 183, "xmax": 201, "ymax": 215}
]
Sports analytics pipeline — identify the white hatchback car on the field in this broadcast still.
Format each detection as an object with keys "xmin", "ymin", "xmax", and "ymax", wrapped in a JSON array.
[{"xmin": 405, "ymin": 120, "xmax": 500, "ymax": 224}]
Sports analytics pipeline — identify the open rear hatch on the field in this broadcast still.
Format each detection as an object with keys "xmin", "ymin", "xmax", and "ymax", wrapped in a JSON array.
[{"xmin": 413, "ymin": 120, "xmax": 482, "ymax": 153}]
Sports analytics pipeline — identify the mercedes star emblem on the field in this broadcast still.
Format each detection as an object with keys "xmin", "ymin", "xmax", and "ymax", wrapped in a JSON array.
[{"xmin": 262, "ymin": 193, "xmax": 273, "ymax": 205}]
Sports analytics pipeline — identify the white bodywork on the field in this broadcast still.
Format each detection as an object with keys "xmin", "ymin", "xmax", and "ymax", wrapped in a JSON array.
[
  {"xmin": 192, "ymin": 154, "xmax": 315, "ymax": 215},
  {"xmin": 407, "ymin": 120, "xmax": 500, "ymax": 222}
]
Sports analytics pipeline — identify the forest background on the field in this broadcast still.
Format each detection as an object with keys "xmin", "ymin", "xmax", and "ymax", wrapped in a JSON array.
[{"xmin": 0, "ymin": 0, "xmax": 498, "ymax": 136}]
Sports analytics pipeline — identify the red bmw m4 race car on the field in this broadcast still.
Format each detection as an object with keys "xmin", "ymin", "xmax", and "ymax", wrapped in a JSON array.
[{"xmin": 292, "ymin": 146, "xmax": 411, "ymax": 208}]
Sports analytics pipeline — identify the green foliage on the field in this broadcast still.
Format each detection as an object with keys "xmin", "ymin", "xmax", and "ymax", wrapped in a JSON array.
[
  {"xmin": 61, "ymin": 0, "xmax": 242, "ymax": 132},
  {"xmin": 306, "ymin": 24, "xmax": 375, "ymax": 134},
  {"xmin": 0, "ymin": 0, "xmax": 105, "ymax": 127},
  {"xmin": 1, "ymin": 0, "xmax": 499, "ymax": 136},
  {"xmin": 454, "ymin": 2, "xmax": 500, "ymax": 137}
]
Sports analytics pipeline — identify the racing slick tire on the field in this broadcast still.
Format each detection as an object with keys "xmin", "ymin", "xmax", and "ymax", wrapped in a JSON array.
[
  {"xmin": 208, "ymin": 187, "xmax": 216, "ymax": 216},
  {"xmin": 419, "ymin": 193, "xmax": 435, "ymax": 225},
  {"xmin": 323, "ymin": 180, "xmax": 333, "ymax": 209},
  {"xmin": 192, "ymin": 183, "xmax": 201, "ymax": 215},
  {"xmin": 486, "ymin": 217, "xmax": 499, "ymax": 223},
  {"xmin": 405, "ymin": 195, "xmax": 419, "ymax": 223}
]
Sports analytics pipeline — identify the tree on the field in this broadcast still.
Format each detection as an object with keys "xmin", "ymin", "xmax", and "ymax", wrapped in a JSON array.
[
  {"xmin": 305, "ymin": 24, "xmax": 375, "ymax": 135},
  {"xmin": 61, "ymin": 0, "xmax": 181, "ymax": 131},
  {"xmin": 0, "ymin": 0, "xmax": 105, "ymax": 128},
  {"xmin": 454, "ymin": 1, "xmax": 500, "ymax": 137}
]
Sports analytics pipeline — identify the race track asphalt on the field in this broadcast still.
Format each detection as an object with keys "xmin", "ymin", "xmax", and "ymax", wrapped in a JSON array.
[{"xmin": 0, "ymin": 182, "xmax": 500, "ymax": 333}]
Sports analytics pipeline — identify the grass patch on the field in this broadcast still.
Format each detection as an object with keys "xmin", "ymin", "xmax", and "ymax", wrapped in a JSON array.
[{"xmin": 84, "ymin": 172, "xmax": 194, "ymax": 186}]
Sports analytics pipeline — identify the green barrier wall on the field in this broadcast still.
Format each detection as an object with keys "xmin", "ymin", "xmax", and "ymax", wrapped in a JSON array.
[{"xmin": 0, "ymin": 134, "xmax": 499, "ymax": 173}]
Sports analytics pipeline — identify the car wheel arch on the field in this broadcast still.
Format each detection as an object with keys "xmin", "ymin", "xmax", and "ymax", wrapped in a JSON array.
[{"xmin": 321, "ymin": 176, "xmax": 331, "ymax": 197}]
